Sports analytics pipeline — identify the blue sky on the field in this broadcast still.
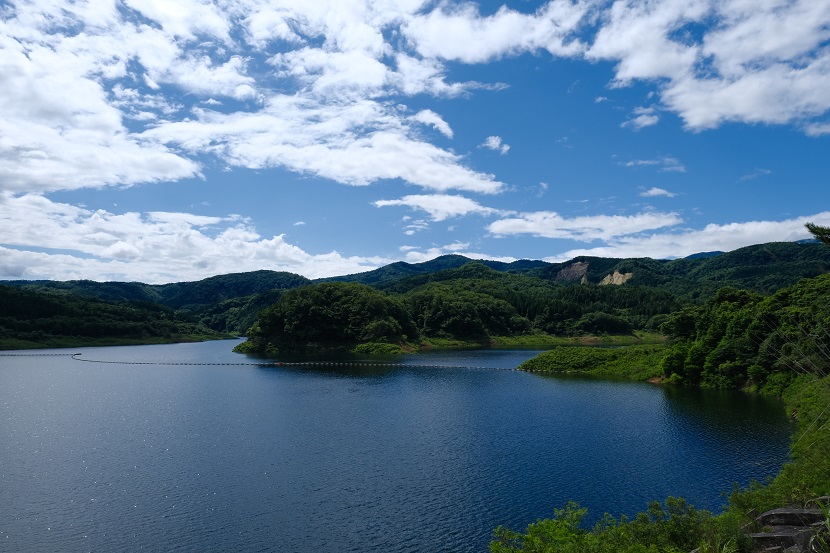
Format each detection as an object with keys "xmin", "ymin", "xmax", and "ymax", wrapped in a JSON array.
[{"xmin": 1, "ymin": 0, "xmax": 829, "ymax": 283}]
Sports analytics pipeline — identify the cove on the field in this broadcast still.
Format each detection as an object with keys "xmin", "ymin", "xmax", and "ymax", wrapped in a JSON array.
[{"xmin": 0, "ymin": 340, "xmax": 793, "ymax": 552}]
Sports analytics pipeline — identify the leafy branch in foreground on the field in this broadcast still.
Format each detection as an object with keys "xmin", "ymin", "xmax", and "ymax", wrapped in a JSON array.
[{"xmin": 806, "ymin": 222, "xmax": 830, "ymax": 246}]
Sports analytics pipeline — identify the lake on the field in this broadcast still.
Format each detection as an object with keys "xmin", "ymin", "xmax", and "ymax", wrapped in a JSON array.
[{"xmin": 0, "ymin": 340, "xmax": 793, "ymax": 552}]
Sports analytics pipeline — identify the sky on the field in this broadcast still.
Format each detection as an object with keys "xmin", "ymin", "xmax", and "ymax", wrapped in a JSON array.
[{"xmin": 1, "ymin": 0, "xmax": 829, "ymax": 284}]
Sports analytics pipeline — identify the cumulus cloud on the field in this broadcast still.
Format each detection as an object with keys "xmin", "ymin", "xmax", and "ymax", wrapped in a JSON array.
[
  {"xmin": 0, "ymin": 194, "xmax": 386, "ymax": 282},
  {"xmin": 2, "ymin": 0, "xmax": 827, "ymax": 200},
  {"xmin": 589, "ymin": 0, "xmax": 830, "ymax": 131},
  {"xmin": 402, "ymin": 1, "xmax": 589, "ymax": 62},
  {"xmin": 481, "ymin": 136, "xmax": 510, "ymax": 155},
  {"xmin": 374, "ymin": 194, "xmax": 502, "ymax": 222},
  {"xmin": 0, "ymin": 0, "xmax": 513, "ymax": 197},
  {"xmin": 488, "ymin": 210, "xmax": 683, "ymax": 241},
  {"xmin": 621, "ymin": 107, "xmax": 660, "ymax": 130},
  {"xmin": 640, "ymin": 187, "xmax": 677, "ymax": 198},
  {"xmin": 411, "ymin": 109, "xmax": 454, "ymax": 138}
]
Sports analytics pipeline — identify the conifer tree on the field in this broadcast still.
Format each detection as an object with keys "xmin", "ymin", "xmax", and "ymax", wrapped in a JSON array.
[{"xmin": 806, "ymin": 222, "xmax": 830, "ymax": 245}]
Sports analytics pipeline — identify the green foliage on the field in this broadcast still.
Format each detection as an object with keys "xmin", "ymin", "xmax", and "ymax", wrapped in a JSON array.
[
  {"xmin": 0, "ymin": 285, "xmax": 227, "ymax": 349},
  {"xmin": 158, "ymin": 270, "xmax": 311, "ymax": 311},
  {"xmin": 352, "ymin": 342, "xmax": 407, "ymax": 355},
  {"xmin": 196, "ymin": 289, "xmax": 288, "ymax": 335},
  {"xmin": 389, "ymin": 263, "xmax": 682, "ymax": 339},
  {"xmin": 7, "ymin": 241, "xmax": 830, "ymax": 352},
  {"xmin": 664, "ymin": 242, "xmax": 830, "ymax": 298},
  {"xmin": 323, "ymin": 255, "xmax": 549, "ymax": 287},
  {"xmin": 323, "ymin": 243, "xmax": 830, "ymax": 301},
  {"xmin": 810, "ymin": 501, "xmax": 830, "ymax": 553},
  {"xmin": 3, "ymin": 271, "xmax": 311, "ymax": 336},
  {"xmin": 724, "ymin": 373, "xmax": 830, "ymax": 533},
  {"xmin": 806, "ymin": 222, "xmax": 830, "ymax": 245},
  {"xmin": 490, "ymin": 498, "xmax": 735, "ymax": 553},
  {"xmin": 660, "ymin": 275, "xmax": 830, "ymax": 389},
  {"xmin": 404, "ymin": 281, "xmax": 531, "ymax": 340},
  {"xmin": 518, "ymin": 345, "xmax": 666, "ymax": 380},
  {"xmin": 240, "ymin": 282, "xmax": 417, "ymax": 353}
]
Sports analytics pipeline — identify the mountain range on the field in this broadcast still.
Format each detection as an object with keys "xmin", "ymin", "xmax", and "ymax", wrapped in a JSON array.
[{"xmin": 2, "ymin": 241, "xmax": 830, "ymax": 349}]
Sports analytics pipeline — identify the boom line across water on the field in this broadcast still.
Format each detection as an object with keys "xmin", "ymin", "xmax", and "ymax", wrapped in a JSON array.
[{"xmin": 62, "ymin": 353, "xmax": 517, "ymax": 371}]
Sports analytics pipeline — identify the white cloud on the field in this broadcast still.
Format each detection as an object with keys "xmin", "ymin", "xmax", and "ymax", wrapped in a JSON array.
[
  {"xmin": 443, "ymin": 241, "xmax": 470, "ymax": 252},
  {"xmin": 0, "ymin": 0, "xmax": 512, "ymax": 197},
  {"xmin": 544, "ymin": 212, "xmax": 830, "ymax": 262},
  {"xmin": 403, "ymin": 219, "xmax": 430, "ymax": 236},
  {"xmin": 411, "ymin": 109, "xmax": 454, "ymax": 138},
  {"xmin": 143, "ymin": 99, "xmax": 504, "ymax": 194},
  {"xmin": 739, "ymin": 168, "xmax": 772, "ymax": 182},
  {"xmin": 623, "ymin": 156, "xmax": 686, "ymax": 172},
  {"xmin": 374, "ymin": 194, "xmax": 502, "ymax": 222},
  {"xmin": 488, "ymin": 210, "xmax": 683, "ymax": 241},
  {"xmin": 2, "ymin": 0, "xmax": 827, "ymax": 201},
  {"xmin": 0, "ymin": 194, "xmax": 386, "ymax": 282},
  {"xmin": 403, "ymin": 2, "xmax": 588, "ymax": 63},
  {"xmin": 640, "ymin": 187, "xmax": 677, "ymax": 198},
  {"xmin": 621, "ymin": 107, "xmax": 660, "ymax": 129},
  {"xmin": 805, "ymin": 122, "xmax": 830, "ymax": 136},
  {"xmin": 481, "ymin": 135, "xmax": 510, "ymax": 155},
  {"xmin": 589, "ymin": 0, "xmax": 830, "ymax": 131}
]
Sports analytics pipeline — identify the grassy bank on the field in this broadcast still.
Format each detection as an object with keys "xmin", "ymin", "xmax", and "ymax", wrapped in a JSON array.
[
  {"xmin": 413, "ymin": 332, "xmax": 665, "ymax": 351},
  {"xmin": 516, "ymin": 343, "xmax": 667, "ymax": 380}
]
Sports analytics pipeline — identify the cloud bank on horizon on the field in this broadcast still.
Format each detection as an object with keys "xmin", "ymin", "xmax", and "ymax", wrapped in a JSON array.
[{"xmin": 1, "ymin": 0, "xmax": 829, "ymax": 283}]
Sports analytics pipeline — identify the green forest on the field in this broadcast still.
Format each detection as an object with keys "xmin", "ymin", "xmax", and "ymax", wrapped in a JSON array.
[{"xmin": 0, "ymin": 285, "xmax": 229, "ymax": 348}]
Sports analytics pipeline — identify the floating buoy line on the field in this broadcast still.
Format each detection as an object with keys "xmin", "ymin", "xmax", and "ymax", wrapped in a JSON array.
[{"xmin": 1, "ymin": 352, "xmax": 517, "ymax": 371}]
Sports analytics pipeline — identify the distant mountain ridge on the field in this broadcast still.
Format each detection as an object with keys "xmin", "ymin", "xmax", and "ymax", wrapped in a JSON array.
[
  {"xmin": 5, "ymin": 242, "xmax": 830, "ymax": 305},
  {"xmin": 4, "ymin": 270, "xmax": 310, "ymax": 310},
  {"xmin": 324, "ymin": 242, "xmax": 830, "ymax": 297},
  {"xmin": 318, "ymin": 255, "xmax": 549, "ymax": 286}
]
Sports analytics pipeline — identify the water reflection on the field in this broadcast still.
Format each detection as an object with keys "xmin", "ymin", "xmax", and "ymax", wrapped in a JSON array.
[{"xmin": 0, "ymin": 342, "xmax": 793, "ymax": 553}]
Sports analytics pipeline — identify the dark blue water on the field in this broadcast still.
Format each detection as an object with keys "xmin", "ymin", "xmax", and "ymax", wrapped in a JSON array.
[{"xmin": 0, "ymin": 340, "xmax": 793, "ymax": 552}]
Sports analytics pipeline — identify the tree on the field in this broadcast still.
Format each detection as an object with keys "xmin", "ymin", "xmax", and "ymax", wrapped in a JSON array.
[
  {"xmin": 806, "ymin": 222, "xmax": 830, "ymax": 245},
  {"xmin": 239, "ymin": 282, "xmax": 417, "ymax": 353}
]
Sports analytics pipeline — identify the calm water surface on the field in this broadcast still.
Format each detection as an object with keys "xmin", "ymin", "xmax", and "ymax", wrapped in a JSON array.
[{"xmin": 0, "ymin": 340, "xmax": 793, "ymax": 552}]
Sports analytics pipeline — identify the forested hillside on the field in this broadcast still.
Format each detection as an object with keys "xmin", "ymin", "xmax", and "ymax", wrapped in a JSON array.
[
  {"xmin": 3, "ymin": 270, "xmax": 311, "ymax": 337},
  {"xmin": 4, "ymin": 270, "xmax": 309, "ymax": 309},
  {"xmin": 660, "ymin": 274, "xmax": 830, "ymax": 391},
  {"xmin": 325, "ymin": 242, "xmax": 830, "ymax": 297},
  {"xmin": 237, "ymin": 262, "xmax": 690, "ymax": 354},
  {"xmin": 0, "ymin": 285, "xmax": 227, "ymax": 349}
]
